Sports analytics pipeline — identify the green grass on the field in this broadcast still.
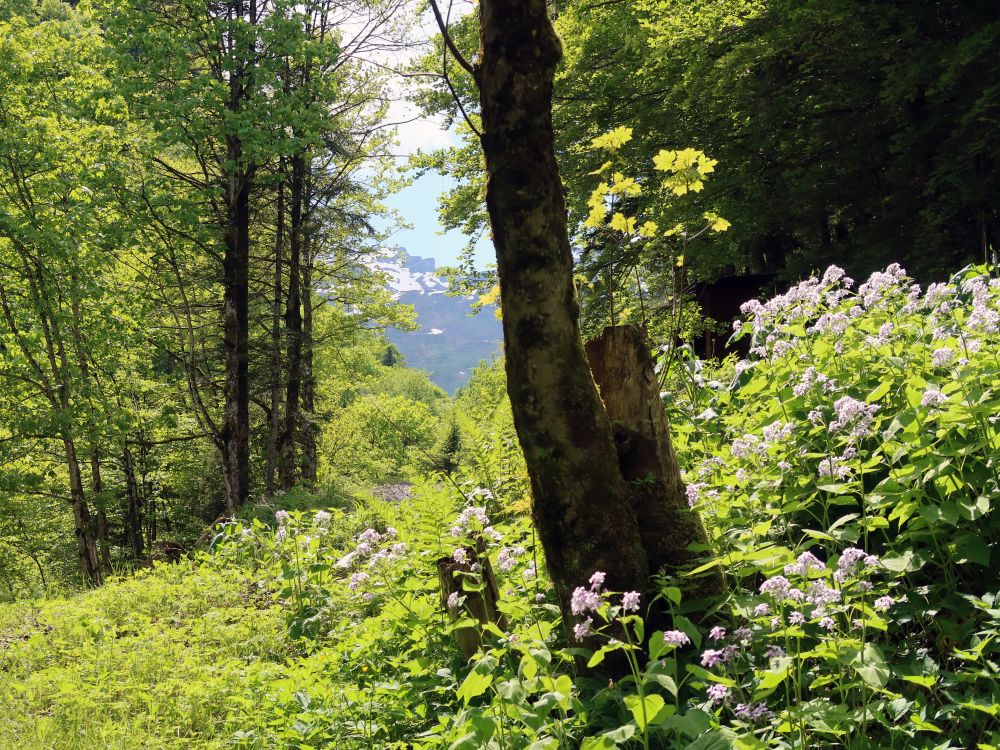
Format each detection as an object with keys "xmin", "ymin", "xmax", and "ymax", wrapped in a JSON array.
[{"xmin": 0, "ymin": 564, "xmax": 291, "ymax": 750}]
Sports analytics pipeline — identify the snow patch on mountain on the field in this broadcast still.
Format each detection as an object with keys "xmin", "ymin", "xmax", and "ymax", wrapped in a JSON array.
[{"xmin": 372, "ymin": 249, "xmax": 502, "ymax": 392}]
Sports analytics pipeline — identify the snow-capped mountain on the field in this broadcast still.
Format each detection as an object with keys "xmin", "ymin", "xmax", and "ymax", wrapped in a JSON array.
[
  {"xmin": 374, "ymin": 249, "xmax": 502, "ymax": 392},
  {"xmin": 375, "ymin": 249, "xmax": 449, "ymax": 297}
]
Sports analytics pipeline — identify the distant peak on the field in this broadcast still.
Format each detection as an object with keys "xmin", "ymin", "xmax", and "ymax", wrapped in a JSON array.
[{"xmin": 373, "ymin": 248, "xmax": 445, "ymax": 298}]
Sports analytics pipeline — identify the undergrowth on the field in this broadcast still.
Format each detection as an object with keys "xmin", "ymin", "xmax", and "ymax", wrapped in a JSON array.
[{"xmin": 1, "ymin": 264, "xmax": 998, "ymax": 749}]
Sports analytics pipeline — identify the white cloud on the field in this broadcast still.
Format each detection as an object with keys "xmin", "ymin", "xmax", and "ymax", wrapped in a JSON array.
[{"xmin": 387, "ymin": 98, "xmax": 455, "ymax": 155}]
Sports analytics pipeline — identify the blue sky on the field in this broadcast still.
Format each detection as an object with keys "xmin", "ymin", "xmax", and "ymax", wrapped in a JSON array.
[
  {"xmin": 371, "ymin": 2, "xmax": 490, "ymax": 271},
  {"xmin": 380, "ymin": 169, "xmax": 490, "ymax": 268}
]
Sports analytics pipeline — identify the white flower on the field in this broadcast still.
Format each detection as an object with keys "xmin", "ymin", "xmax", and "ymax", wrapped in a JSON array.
[
  {"xmin": 921, "ymin": 388, "xmax": 948, "ymax": 407},
  {"xmin": 931, "ymin": 347, "xmax": 954, "ymax": 367}
]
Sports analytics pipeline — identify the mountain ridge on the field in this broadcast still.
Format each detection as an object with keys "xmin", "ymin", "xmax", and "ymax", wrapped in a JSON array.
[{"xmin": 375, "ymin": 249, "xmax": 502, "ymax": 392}]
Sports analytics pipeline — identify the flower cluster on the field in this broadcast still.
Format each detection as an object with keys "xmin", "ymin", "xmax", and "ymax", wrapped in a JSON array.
[
  {"xmin": 336, "ymin": 527, "xmax": 405, "ymax": 573},
  {"xmin": 921, "ymin": 388, "xmax": 948, "ymax": 408},
  {"xmin": 756, "ymin": 546, "xmax": 889, "ymax": 630},
  {"xmin": 829, "ymin": 396, "xmax": 878, "ymax": 438},
  {"xmin": 793, "ymin": 366, "xmax": 835, "ymax": 397},
  {"xmin": 856, "ymin": 263, "xmax": 907, "ymax": 308},
  {"xmin": 449, "ymin": 505, "xmax": 502, "ymax": 544},
  {"xmin": 497, "ymin": 545, "xmax": 526, "ymax": 572},
  {"xmin": 734, "ymin": 702, "xmax": 773, "ymax": 723},
  {"xmin": 685, "ymin": 481, "xmax": 720, "ymax": 508},
  {"xmin": 568, "ymin": 571, "xmax": 645, "ymax": 641}
]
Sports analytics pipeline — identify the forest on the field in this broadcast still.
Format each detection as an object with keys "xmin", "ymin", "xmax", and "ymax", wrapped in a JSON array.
[{"xmin": 0, "ymin": 0, "xmax": 998, "ymax": 748}]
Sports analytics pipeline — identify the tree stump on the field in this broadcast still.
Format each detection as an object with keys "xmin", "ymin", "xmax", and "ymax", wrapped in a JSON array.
[
  {"xmin": 585, "ymin": 324, "xmax": 725, "ymax": 599},
  {"xmin": 437, "ymin": 543, "xmax": 507, "ymax": 659}
]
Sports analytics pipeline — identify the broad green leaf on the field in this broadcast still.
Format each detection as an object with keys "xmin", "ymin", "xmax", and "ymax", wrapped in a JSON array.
[{"xmin": 625, "ymin": 694, "xmax": 665, "ymax": 732}]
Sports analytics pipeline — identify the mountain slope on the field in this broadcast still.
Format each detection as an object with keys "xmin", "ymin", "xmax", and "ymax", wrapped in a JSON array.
[{"xmin": 375, "ymin": 250, "xmax": 502, "ymax": 392}]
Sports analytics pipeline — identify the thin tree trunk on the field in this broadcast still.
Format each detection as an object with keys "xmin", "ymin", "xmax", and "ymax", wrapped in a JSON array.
[
  {"xmin": 140, "ymin": 439, "xmax": 156, "ymax": 551},
  {"xmin": 122, "ymin": 444, "xmax": 144, "ymax": 561},
  {"xmin": 90, "ymin": 452, "xmax": 113, "ymax": 574},
  {"xmin": 279, "ymin": 154, "xmax": 304, "ymax": 490},
  {"xmin": 475, "ymin": 0, "xmax": 650, "ymax": 622},
  {"xmin": 222, "ymin": 145, "xmax": 252, "ymax": 514},
  {"xmin": 299, "ymin": 230, "xmax": 317, "ymax": 484},
  {"xmin": 64, "ymin": 436, "xmax": 102, "ymax": 585},
  {"xmin": 266, "ymin": 166, "xmax": 285, "ymax": 497},
  {"xmin": 69, "ymin": 279, "xmax": 112, "ymax": 574}
]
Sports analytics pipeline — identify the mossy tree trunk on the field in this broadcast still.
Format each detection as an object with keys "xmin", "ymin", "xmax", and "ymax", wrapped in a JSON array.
[
  {"xmin": 475, "ymin": 0, "xmax": 650, "ymax": 622},
  {"xmin": 471, "ymin": 0, "xmax": 722, "ymax": 642},
  {"xmin": 586, "ymin": 326, "xmax": 724, "ymax": 601}
]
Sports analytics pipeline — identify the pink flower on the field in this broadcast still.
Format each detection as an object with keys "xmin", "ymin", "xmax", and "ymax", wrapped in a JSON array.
[
  {"xmin": 570, "ymin": 586, "xmax": 601, "ymax": 616},
  {"xmin": 701, "ymin": 649, "xmax": 727, "ymax": 667},
  {"xmin": 874, "ymin": 595, "xmax": 894, "ymax": 611},
  {"xmin": 661, "ymin": 630, "xmax": 691, "ymax": 647},
  {"xmin": 735, "ymin": 702, "xmax": 773, "ymax": 722},
  {"xmin": 707, "ymin": 684, "xmax": 730, "ymax": 704},
  {"xmin": 621, "ymin": 591, "xmax": 641, "ymax": 612}
]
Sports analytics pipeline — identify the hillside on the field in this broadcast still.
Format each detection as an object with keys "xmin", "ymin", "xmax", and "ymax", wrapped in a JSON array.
[{"xmin": 375, "ymin": 249, "xmax": 503, "ymax": 392}]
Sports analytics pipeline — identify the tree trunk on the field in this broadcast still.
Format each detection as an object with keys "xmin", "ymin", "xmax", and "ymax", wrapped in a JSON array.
[
  {"xmin": 141, "ymin": 439, "xmax": 157, "ymax": 552},
  {"xmin": 90, "ymin": 451, "xmax": 113, "ymax": 574},
  {"xmin": 586, "ymin": 325, "xmax": 724, "ymax": 599},
  {"xmin": 299, "ymin": 230, "xmax": 317, "ymax": 484},
  {"xmin": 476, "ymin": 0, "xmax": 651, "ymax": 625},
  {"xmin": 266, "ymin": 166, "xmax": 285, "ymax": 497},
  {"xmin": 472, "ymin": 0, "xmax": 725, "ymax": 647},
  {"xmin": 222, "ymin": 145, "xmax": 251, "ymax": 514},
  {"xmin": 437, "ymin": 544, "xmax": 507, "ymax": 660},
  {"xmin": 279, "ymin": 154, "xmax": 305, "ymax": 491},
  {"xmin": 69, "ymin": 281, "xmax": 112, "ymax": 574},
  {"xmin": 64, "ymin": 436, "xmax": 102, "ymax": 586},
  {"xmin": 122, "ymin": 444, "xmax": 144, "ymax": 561}
]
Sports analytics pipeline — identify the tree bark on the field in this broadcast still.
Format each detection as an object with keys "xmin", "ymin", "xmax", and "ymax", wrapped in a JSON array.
[
  {"xmin": 122, "ymin": 444, "xmax": 144, "ymax": 561},
  {"xmin": 64, "ymin": 436, "xmax": 102, "ymax": 586},
  {"xmin": 586, "ymin": 325, "xmax": 724, "ymax": 599},
  {"xmin": 90, "ymin": 452, "xmax": 113, "ymax": 575},
  {"xmin": 437, "ymin": 544, "xmax": 507, "ymax": 660},
  {"xmin": 266, "ymin": 166, "xmax": 285, "ymax": 497},
  {"xmin": 279, "ymin": 154, "xmax": 305, "ymax": 490},
  {"xmin": 470, "ymin": 0, "xmax": 726, "ymax": 648},
  {"xmin": 299, "ymin": 229, "xmax": 318, "ymax": 484},
  {"xmin": 476, "ymin": 0, "xmax": 651, "ymax": 625},
  {"xmin": 222, "ymin": 139, "xmax": 252, "ymax": 514}
]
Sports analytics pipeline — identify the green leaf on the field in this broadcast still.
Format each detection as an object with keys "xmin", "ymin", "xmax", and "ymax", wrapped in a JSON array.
[
  {"xmin": 953, "ymin": 533, "xmax": 990, "ymax": 566},
  {"xmin": 684, "ymin": 729, "xmax": 733, "ymax": 750},
  {"xmin": 601, "ymin": 723, "xmax": 637, "ymax": 743},
  {"xmin": 909, "ymin": 714, "xmax": 943, "ymax": 733},
  {"xmin": 457, "ymin": 668, "xmax": 493, "ymax": 704},
  {"xmin": 867, "ymin": 380, "xmax": 892, "ymax": 402},
  {"xmin": 901, "ymin": 675, "xmax": 937, "ymax": 688},
  {"xmin": 853, "ymin": 644, "xmax": 889, "ymax": 689},
  {"xmin": 624, "ymin": 694, "xmax": 665, "ymax": 732},
  {"xmin": 581, "ymin": 736, "xmax": 617, "ymax": 750},
  {"xmin": 757, "ymin": 656, "xmax": 793, "ymax": 691},
  {"xmin": 686, "ymin": 664, "xmax": 736, "ymax": 686}
]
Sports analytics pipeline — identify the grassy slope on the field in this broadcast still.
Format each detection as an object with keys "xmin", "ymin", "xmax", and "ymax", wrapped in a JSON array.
[{"xmin": 0, "ymin": 564, "xmax": 290, "ymax": 750}]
